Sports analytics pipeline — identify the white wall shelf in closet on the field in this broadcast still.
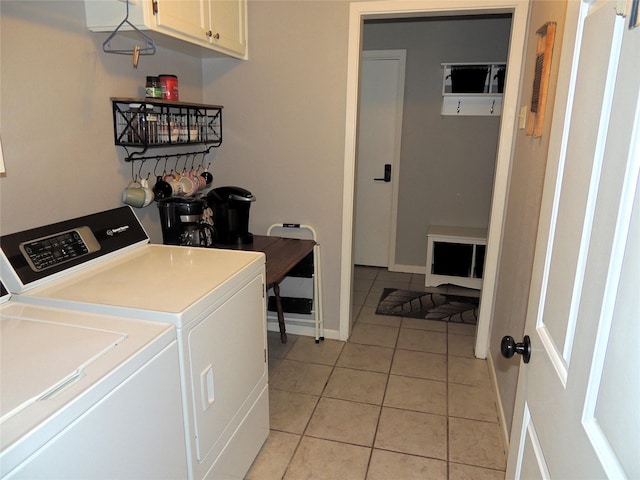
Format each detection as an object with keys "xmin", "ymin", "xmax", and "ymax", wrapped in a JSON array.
[
  {"xmin": 86, "ymin": 0, "xmax": 248, "ymax": 60},
  {"xmin": 441, "ymin": 63, "xmax": 506, "ymax": 116}
]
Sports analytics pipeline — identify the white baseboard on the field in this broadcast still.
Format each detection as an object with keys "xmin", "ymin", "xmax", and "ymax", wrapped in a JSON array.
[
  {"xmin": 389, "ymin": 263, "xmax": 426, "ymax": 274},
  {"xmin": 487, "ymin": 346, "xmax": 510, "ymax": 452}
]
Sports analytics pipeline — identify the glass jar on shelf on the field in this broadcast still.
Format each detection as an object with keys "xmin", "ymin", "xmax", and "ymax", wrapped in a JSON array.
[
  {"xmin": 126, "ymin": 103, "xmax": 146, "ymax": 144},
  {"xmin": 169, "ymin": 114, "xmax": 180, "ymax": 143},
  {"xmin": 145, "ymin": 105, "xmax": 158, "ymax": 144},
  {"xmin": 179, "ymin": 115, "xmax": 189, "ymax": 143},
  {"xmin": 188, "ymin": 114, "xmax": 199, "ymax": 142},
  {"xmin": 158, "ymin": 113, "xmax": 168, "ymax": 143},
  {"xmin": 199, "ymin": 115, "xmax": 208, "ymax": 142}
]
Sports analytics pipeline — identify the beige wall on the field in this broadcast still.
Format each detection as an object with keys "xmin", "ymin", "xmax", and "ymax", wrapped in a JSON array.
[
  {"xmin": 362, "ymin": 16, "xmax": 511, "ymax": 267},
  {"xmin": 0, "ymin": 0, "xmax": 352, "ymax": 336},
  {"xmin": 0, "ymin": 1, "xmax": 203, "ymax": 242},
  {"xmin": 489, "ymin": 0, "xmax": 567, "ymax": 434}
]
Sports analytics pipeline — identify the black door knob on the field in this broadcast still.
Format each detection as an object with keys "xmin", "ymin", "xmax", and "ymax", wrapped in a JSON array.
[{"xmin": 501, "ymin": 335, "xmax": 532, "ymax": 363}]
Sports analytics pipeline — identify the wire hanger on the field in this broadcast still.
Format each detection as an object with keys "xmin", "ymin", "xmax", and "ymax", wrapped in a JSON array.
[{"xmin": 102, "ymin": 0, "xmax": 156, "ymax": 68}]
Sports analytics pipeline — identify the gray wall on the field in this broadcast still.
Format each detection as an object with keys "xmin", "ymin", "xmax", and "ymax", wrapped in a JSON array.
[
  {"xmin": 490, "ymin": 0, "xmax": 568, "ymax": 434},
  {"xmin": 362, "ymin": 17, "xmax": 512, "ymax": 267},
  {"xmin": 200, "ymin": 1, "xmax": 350, "ymax": 334}
]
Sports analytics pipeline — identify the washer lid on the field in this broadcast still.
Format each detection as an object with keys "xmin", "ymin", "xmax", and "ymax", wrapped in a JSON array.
[
  {"xmin": 0, "ymin": 301, "xmax": 175, "ymax": 474},
  {"xmin": 0, "ymin": 316, "xmax": 125, "ymax": 424}
]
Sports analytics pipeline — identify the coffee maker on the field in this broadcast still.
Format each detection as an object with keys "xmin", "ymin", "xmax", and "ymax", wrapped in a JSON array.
[
  {"xmin": 158, "ymin": 198, "xmax": 216, "ymax": 247},
  {"xmin": 207, "ymin": 186, "xmax": 255, "ymax": 245}
]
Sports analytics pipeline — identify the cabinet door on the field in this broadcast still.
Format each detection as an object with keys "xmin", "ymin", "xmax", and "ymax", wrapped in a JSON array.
[
  {"xmin": 155, "ymin": 0, "xmax": 210, "ymax": 46},
  {"xmin": 85, "ymin": 0, "xmax": 151, "ymax": 31},
  {"xmin": 209, "ymin": 0, "xmax": 248, "ymax": 59}
]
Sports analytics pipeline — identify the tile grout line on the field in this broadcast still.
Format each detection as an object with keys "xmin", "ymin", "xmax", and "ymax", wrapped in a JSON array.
[
  {"xmin": 362, "ymin": 266, "xmax": 384, "ymax": 478},
  {"xmin": 446, "ymin": 320, "xmax": 451, "ymax": 480},
  {"xmin": 278, "ymin": 337, "xmax": 347, "ymax": 480},
  {"xmin": 266, "ymin": 267, "xmax": 503, "ymax": 479},
  {"xmin": 288, "ymin": 266, "xmax": 380, "ymax": 477}
]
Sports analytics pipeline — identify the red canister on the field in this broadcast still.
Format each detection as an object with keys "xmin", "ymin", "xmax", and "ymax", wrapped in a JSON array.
[{"xmin": 159, "ymin": 74, "xmax": 179, "ymax": 101}]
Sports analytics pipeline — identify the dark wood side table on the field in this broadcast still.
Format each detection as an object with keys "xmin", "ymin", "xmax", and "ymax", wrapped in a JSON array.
[{"xmin": 214, "ymin": 235, "xmax": 316, "ymax": 343}]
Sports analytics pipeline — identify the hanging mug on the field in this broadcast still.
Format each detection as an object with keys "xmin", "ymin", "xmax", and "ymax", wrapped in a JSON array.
[
  {"xmin": 122, "ymin": 181, "xmax": 146, "ymax": 208},
  {"xmin": 178, "ymin": 172, "xmax": 198, "ymax": 196},
  {"xmin": 163, "ymin": 173, "xmax": 184, "ymax": 196},
  {"xmin": 153, "ymin": 176, "xmax": 173, "ymax": 200},
  {"xmin": 140, "ymin": 177, "xmax": 155, "ymax": 206},
  {"xmin": 190, "ymin": 169, "xmax": 206, "ymax": 191},
  {"xmin": 201, "ymin": 166, "xmax": 213, "ymax": 185}
]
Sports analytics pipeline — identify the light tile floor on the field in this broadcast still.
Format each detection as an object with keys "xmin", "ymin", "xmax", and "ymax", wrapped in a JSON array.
[{"xmin": 247, "ymin": 266, "xmax": 506, "ymax": 480}]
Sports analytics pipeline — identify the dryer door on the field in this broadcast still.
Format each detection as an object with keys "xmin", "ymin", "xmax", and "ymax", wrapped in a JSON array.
[{"xmin": 187, "ymin": 273, "xmax": 267, "ymax": 470}]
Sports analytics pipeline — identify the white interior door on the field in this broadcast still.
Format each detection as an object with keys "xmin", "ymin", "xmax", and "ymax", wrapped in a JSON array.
[
  {"xmin": 354, "ymin": 50, "xmax": 405, "ymax": 267},
  {"xmin": 507, "ymin": 1, "xmax": 640, "ymax": 478}
]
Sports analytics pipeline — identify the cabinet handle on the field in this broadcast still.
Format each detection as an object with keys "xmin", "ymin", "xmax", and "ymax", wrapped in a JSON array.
[{"xmin": 206, "ymin": 31, "xmax": 220, "ymax": 40}]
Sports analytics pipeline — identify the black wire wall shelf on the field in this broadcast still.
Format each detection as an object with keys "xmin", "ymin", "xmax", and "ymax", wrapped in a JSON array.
[{"xmin": 111, "ymin": 97, "xmax": 223, "ymax": 162}]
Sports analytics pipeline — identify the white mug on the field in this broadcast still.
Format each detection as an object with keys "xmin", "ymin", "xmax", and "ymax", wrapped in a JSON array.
[
  {"xmin": 140, "ymin": 178, "xmax": 155, "ymax": 207},
  {"xmin": 122, "ymin": 181, "xmax": 146, "ymax": 208}
]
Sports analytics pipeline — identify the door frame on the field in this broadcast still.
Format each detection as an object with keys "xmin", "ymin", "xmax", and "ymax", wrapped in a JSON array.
[
  {"xmin": 339, "ymin": 0, "xmax": 530, "ymax": 357},
  {"xmin": 354, "ymin": 49, "xmax": 406, "ymax": 269}
]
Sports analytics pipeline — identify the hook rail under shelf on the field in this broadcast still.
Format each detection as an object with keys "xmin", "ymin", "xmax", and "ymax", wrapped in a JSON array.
[{"xmin": 122, "ymin": 146, "xmax": 216, "ymax": 163}]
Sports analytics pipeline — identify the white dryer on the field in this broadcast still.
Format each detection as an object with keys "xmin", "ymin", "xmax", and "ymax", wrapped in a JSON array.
[
  {"xmin": 0, "ymin": 284, "xmax": 188, "ymax": 479},
  {"xmin": 0, "ymin": 207, "xmax": 269, "ymax": 480}
]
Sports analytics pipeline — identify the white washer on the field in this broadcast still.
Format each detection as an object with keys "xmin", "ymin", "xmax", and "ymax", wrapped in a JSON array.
[
  {"xmin": 1, "ymin": 207, "xmax": 269, "ymax": 480},
  {"xmin": 0, "ymin": 287, "xmax": 188, "ymax": 479}
]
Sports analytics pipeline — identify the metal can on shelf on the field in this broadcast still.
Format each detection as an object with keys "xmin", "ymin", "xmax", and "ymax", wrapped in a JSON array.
[
  {"xmin": 145, "ymin": 76, "xmax": 162, "ymax": 99},
  {"xmin": 159, "ymin": 74, "xmax": 179, "ymax": 101},
  {"xmin": 145, "ymin": 76, "xmax": 156, "ymax": 98}
]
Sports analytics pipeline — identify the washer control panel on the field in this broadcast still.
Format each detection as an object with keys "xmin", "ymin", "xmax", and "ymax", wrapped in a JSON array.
[
  {"xmin": 0, "ymin": 206, "xmax": 148, "ymax": 293},
  {"xmin": 19, "ymin": 227, "xmax": 101, "ymax": 272}
]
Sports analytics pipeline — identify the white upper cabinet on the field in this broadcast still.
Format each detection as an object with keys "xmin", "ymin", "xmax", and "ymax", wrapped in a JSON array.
[
  {"xmin": 85, "ymin": 0, "xmax": 248, "ymax": 60},
  {"xmin": 441, "ymin": 63, "xmax": 505, "ymax": 116},
  {"xmin": 154, "ymin": 0, "xmax": 210, "ymax": 45},
  {"xmin": 208, "ymin": 0, "xmax": 247, "ymax": 59}
]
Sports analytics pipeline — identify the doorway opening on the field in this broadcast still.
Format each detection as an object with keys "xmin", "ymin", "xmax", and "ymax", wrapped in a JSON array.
[{"xmin": 340, "ymin": 1, "xmax": 529, "ymax": 359}]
